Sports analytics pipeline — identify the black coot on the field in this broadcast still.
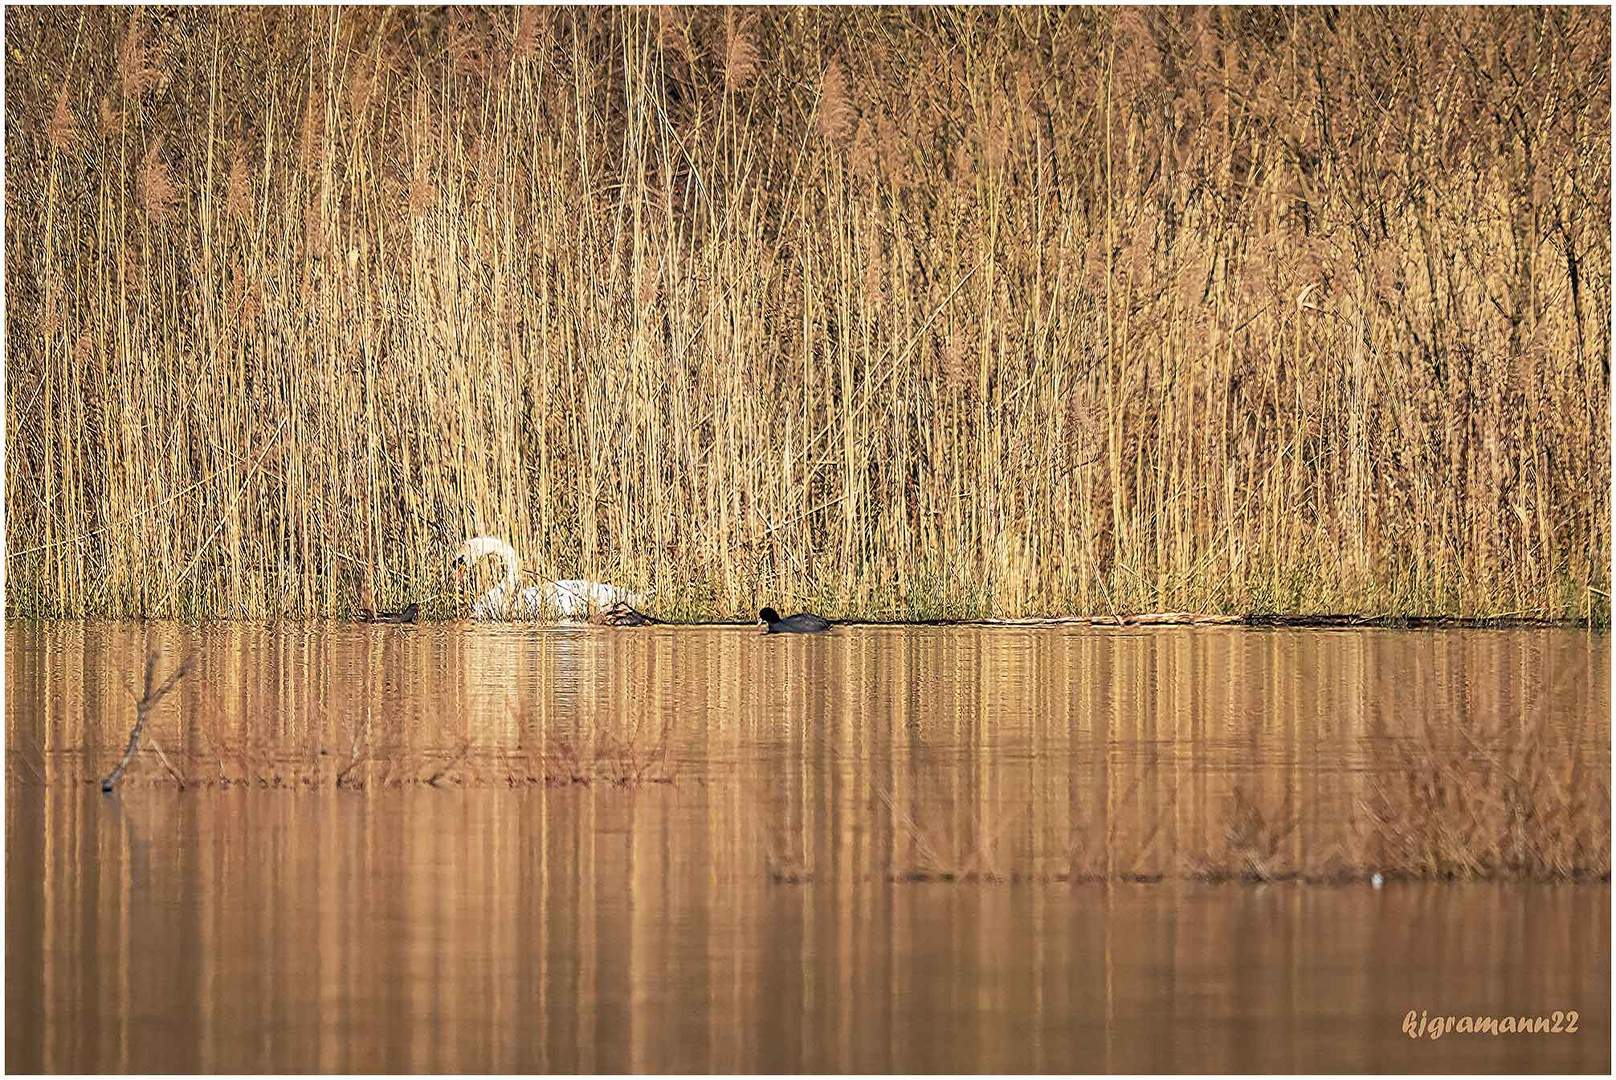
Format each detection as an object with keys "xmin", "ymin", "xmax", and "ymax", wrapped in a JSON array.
[
  {"xmin": 759, "ymin": 606, "xmax": 831, "ymax": 634},
  {"xmin": 358, "ymin": 602, "xmax": 420, "ymax": 624}
]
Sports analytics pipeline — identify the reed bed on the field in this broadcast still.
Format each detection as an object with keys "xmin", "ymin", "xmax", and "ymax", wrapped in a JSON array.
[{"xmin": 5, "ymin": 7, "xmax": 1609, "ymax": 620}]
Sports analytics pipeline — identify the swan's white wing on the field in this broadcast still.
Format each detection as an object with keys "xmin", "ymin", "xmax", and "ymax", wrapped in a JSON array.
[
  {"xmin": 469, "ymin": 583, "xmax": 545, "ymax": 620},
  {"xmin": 517, "ymin": 585, "xmax": 547, "ymax": 618},
  {"xmin": 474, "ymin": 588, "xmax": 514, "ymax": 620},
  {"xmin": 550, "ymin": 580, "xmax": 590, "ymax": 618},
  {"xmin": 531, "ymin": 579, "xmax": 647, "ymax": 619},
  {"xmin": 591, "ymin": 581, "xmax": 644, "ymax": 609}
]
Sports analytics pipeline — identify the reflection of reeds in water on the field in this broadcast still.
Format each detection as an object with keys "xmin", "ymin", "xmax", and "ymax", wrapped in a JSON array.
[
  {"xmin": 520, "ymin": 711, "xmax": 678, "ymax": 789},
  {"xmin": 792, "ymin": 755, "xmax": 1609, "ymax": 885},
  {"xmin": 6, "ymin": 622, "xmax": 1609, "ymax": 882},
  {"xmin": 121, "ymin": 697, "xmax": 677, "ymax": 791},
  {"xmin": 1359, "ymin": 711, "xmax": 1610, "ymax": 881},
  {"xmin": 746, "ymin": 628, "xmax": 1611, "ymax": 884}
]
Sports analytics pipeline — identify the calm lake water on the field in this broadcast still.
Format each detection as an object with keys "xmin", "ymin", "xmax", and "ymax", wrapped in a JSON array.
[{"xmin": 6, "ymin": 622, "xmax": 1610, "ymax": 1072}]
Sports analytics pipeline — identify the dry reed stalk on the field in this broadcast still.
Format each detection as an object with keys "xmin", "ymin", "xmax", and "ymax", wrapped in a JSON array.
[{"xmin": 1358, "ymin": 712, "xmax": 1611, "ymax": 880}]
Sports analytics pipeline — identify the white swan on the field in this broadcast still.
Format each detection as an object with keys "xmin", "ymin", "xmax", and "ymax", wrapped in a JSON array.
[{"xmin": 451, "ymin": 536, "xmax": 647, "ymax": 620}]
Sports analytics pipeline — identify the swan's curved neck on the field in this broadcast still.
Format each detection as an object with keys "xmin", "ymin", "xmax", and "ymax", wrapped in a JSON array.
[
  {"xmin": 484, "ymin": 540, "xmax": 521, "ymax": 603},
  {"xmin": 464, "ymin": 536, "xmax": 523, "ymax": 614}
]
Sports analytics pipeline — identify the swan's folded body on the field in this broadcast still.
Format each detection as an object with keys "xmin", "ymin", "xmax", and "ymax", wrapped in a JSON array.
[
  {"xmin": 454, "ymin": 536, "xmax": 647, "ymax": 621},
  {"xmin": 471, "ymin": 578, "xmax": 646, "ymax": 621},
  {"xmin": 549, "ymin": 579, "xmax": 647, "ymax": 618}
]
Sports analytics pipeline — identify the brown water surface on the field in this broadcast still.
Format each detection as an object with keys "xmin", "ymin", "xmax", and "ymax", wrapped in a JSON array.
[{"xmin": 6, "ymin": 622, "xmax": 1610, "ymax": 1072}]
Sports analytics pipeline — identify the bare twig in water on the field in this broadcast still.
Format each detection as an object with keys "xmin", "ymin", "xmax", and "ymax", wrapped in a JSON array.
[
  {"xmin": 424, "ymin": 738, "xmax": 472, "ymax": 787},
  {"xmin": 9, "ymin": 749, "xmax": 47, "ymax": 786},
  {"xmin": 100, "ymin": 651, "xmax": 194, "ymax": 793},
  {"xmin": 336, "ymin": 714, "xmax": 370, "ymax": 789},
  {"xmin": 142, "ymin": 730, "xmax": 188, "ymax": 788}
]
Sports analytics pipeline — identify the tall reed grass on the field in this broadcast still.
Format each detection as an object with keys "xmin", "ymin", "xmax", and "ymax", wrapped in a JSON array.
[{"xmin": 5, "ymin": 7, "xmax": 1609, "ymax": 619}]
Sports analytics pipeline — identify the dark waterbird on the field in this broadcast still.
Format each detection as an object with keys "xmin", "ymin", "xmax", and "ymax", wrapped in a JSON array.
[
  {"xmin": 590, "ymin": 601, "xmax": 658, "ymax": 626},
  {"xmin": 759, "ymin": 606, "xmax": 831, "ymax": 634},
  {"xmin": 358, "ymin": 602, "xmax": 420, "ymax": 624}
]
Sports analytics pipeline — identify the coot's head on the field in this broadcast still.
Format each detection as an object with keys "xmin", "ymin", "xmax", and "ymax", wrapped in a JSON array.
[{"xmin": 759, "ymin": 606, "xmax": 781, "ymax": 626}]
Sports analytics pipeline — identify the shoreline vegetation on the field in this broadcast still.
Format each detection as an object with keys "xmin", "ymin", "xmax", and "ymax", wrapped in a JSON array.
[{"xmin": 5, "ymin": 8, "xmax": 1610, "ymax": 622}]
